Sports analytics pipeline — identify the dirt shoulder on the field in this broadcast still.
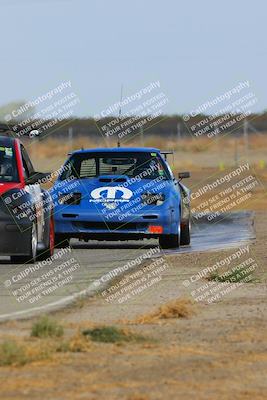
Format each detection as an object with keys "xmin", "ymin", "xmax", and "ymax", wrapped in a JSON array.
[{"xmin": 0, "ymin": 212, "xmax": 266, "ymax": 400}]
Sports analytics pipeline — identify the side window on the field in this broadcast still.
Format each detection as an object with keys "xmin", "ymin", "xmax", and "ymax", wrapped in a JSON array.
[
  {"xmin": 165, "ymin": 161, "xmax": 174, "ymax": 180},
  {"xmin": 60, "ymin": 159, "xmax": 76, "ymax": 180},
  {"xmin": 21, "ymin": 145, "xmax": 35, "ymax": 179}
]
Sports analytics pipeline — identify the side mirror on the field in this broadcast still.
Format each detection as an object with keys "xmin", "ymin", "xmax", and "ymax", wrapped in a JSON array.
[
  {"xmin": 29, "ymin": 130, "xmax": 39, "ymax": 139},
  {"xmin": 178, "ymin": 171, "xmax": 190, "ymax": 180},
  {"xmin": 25, "ymin": 172, "xmax": 51, "ymax": 185}
]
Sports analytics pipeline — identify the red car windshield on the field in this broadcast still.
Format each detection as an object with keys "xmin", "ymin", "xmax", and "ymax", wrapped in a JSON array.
[{"xmin": 0, "ymin": 144, "xmax": 19, "ymax": 183}]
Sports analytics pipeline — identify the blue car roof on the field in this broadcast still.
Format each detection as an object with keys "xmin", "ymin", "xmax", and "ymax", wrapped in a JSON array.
[{"xmin": 71, "ymin": 147, "xmax": 161, "ymax": 155}]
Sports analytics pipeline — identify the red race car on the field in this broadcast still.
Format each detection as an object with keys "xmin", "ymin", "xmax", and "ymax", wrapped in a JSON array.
[{"xmin": 0, "ymin": 130, "xmax": 54, "ymax": 263}]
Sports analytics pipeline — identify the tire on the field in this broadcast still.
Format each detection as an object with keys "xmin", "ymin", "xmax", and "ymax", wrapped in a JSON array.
[
  {"xmin": 37, "ymin": 216, "xmax": 55, "ymax": 261},
  {"xmin": 180, "ymin": 220, "xmax": 191, "ymax": 246},
  {"xmin": 54, "ymin": 234, "xmax": 70, "ymax": 248},
  {"xmin": 10, "ymin": 222, "xmax": 38, "ymax": 264},
  {"xmin": 159, "ymin": 233, "xmax": 180, "ymax": 249},
  {"xmin": 159, "ymin": 221, "xmax": 181, "ymax": 249}
]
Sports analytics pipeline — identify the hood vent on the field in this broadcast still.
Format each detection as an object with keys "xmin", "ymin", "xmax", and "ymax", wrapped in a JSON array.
[
  {"xmin": 99, "ymin": 178, "xmax": 112, "ymax": 182},
  {"xmin": 99, "ymin": 177, "xmax": 127, "ymax": 183},
  {"xmin": 114, "ymin": 178, "xmax": 127, "ymax": 182}
]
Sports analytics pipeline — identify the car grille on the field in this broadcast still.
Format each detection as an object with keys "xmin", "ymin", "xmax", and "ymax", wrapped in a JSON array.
[{"xmin": 73, "ymin": 221, "xmax": 148, "ymax": 231}]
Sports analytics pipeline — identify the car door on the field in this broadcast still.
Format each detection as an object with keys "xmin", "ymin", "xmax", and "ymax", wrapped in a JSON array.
[{"xmin": 20, "ymin": 144, "xmax": 44, "ymax": 241}]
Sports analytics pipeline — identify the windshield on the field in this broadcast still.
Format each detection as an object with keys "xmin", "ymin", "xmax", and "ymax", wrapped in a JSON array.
[
  {"xmin": 60, "ymin": 152, "xmax": 171, "ymax": 181},
  {"xmin": 0, "ymin": 144, "xmax": 18, "ymax": 183}
]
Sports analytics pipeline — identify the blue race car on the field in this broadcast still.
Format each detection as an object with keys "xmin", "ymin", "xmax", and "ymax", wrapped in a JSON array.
[{"xmin": 51, "ymin": 147, "xmax": 191, "ymax": 249}]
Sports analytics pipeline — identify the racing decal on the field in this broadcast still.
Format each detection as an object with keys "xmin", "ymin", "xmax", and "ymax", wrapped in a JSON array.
[{"xmin": 90, "ymin": 186, "xmax": 133, "ymax": 209}]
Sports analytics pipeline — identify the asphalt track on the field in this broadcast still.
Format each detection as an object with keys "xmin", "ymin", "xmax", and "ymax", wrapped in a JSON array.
[{"xmin": 0, "ymin": 211, "xmax": 255, "ymax": 321}]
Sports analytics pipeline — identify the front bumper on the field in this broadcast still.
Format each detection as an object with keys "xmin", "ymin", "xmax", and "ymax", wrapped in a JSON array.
[{"xmin": 54, "ymin": 206, "xmax": 177, "ymax": 239}]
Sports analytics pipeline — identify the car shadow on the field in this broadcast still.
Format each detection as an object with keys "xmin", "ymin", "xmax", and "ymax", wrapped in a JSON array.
[{"xmin": 0, "ymin": 258, "xmax": 13, "ymax": 264}]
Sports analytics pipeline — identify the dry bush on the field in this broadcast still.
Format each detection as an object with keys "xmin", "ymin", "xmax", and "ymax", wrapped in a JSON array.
[
  {"xmin": 82, "ymin": 326, "xmax": 147, "ymax": 343},
  {"xmin": 131, "ymin": 298, "xmax": 195, "ymax": 324},
  {"xmin": 31, "ymin": 316, "xmax": 64, "ymax": 338}
]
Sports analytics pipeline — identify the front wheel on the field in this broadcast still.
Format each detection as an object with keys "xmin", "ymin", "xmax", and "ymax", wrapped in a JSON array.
[
  {"xmin": 159, "ymin": 233, "xmax": 180, "ymax": 249},
  {"xmin": 180, "ymin": 220, "xmax": 191, "ymax": 246},
  {"xmin": 11, "ymin": 222, "xmax": 38, "ymax": 264}
]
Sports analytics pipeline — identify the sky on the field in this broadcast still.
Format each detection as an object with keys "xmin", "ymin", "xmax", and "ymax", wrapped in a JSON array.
[{"xmin": 0, "ymin": 0, "xmax": 266, "ymax": 117}]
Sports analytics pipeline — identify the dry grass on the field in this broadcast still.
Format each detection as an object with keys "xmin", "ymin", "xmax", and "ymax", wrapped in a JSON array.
[
  {"xmin": 0, "ymin": 334, "xmax": 93, "ymax": 367},
  {"xmin": 27, "ymin": 133, "xmax": 267, "ymax": 173},
  {"xmin": 0, "ymin": 323, "xmax": 151, "ymax": 367},
  {"xmin": 207, "ymin": 267, "xmax": 256, "ymax": 284},
  {"xmin": 57, "ymin": 332, "xmax": 92, "ymax": 353},
  {"xmin": 28, "ymin": 132, "xmax": 267, "ymax": 155},
  {"xmin": 130, "ymin": 298, "xmax": 195, "ymax": 324},
  {"xmin": 0, "ymin": 339, "xmax": 53, "ymax": 366}
]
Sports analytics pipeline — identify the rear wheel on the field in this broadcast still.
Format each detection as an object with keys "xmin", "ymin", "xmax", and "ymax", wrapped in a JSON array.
[{"xmin": 10, "ymin": 222, "xmax": 38, "ymax": 264}]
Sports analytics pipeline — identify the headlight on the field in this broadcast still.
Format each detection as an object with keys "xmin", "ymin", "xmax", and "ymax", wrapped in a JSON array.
[
  {"xmin": 141, "ymin": 192, "xmax": 165, "ymax": 206},
  {"xmin": 58, "ymin": 192, "xmax": 81, "ymax": 205}
]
